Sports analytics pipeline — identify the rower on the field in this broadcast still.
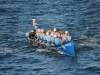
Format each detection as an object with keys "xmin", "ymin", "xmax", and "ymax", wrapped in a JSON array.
[
  {"xmin": 54, "ymin": 35, "xmax": 61, "ymax": 46},
  {"xmin": 45, "ymin": 32, "xmax": 52, "ymax": 46},
  {"xmin": 47, "ymin": 27, "xmax": 53, "ymax": 34},
  {"xmin": 50, "ymin": 28, "xmax": 57, "ymax": 44},
  {"xmin": 50, "ymin": 32, "xmax": 55, "ymax": 43},
  {"xmin": 60, "ymin": 31, "xmax": 71, "ymax": 44},
  {"xmin": 65, "ymin": 31, "xmax": 71, "ymax": 42},
  {"xmin": 42, "ymin": 32, "xmax": 47, "ymax": 43},
  {"xmin": 46, "ymin": 32, "xmax": 51, "ymax": 43},
  {"xmin": 37, "ymin": 29, "xmax": 41, "ymax": 40},
  {"xmin": 39, "ymin": 29, "xmax": 46, "ymax": 44},
  {"xmin": 59, "ymin": 29, "xmax": 63, "ymax": 34}
]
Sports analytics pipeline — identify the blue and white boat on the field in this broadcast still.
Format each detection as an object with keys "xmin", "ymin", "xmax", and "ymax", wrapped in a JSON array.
[
  {"xmin": 28, "ymin": 30, "xmax": 75, "ymax": 56},
  {"xmin": 55, "ymin": 41, "xmax": 75, "ymax": 56}
]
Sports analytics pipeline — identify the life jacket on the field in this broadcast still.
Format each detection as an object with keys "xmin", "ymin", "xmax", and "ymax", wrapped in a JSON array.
[{"xmin": 35, "ymin": 25, "xmax": 39, "ymax": 30}]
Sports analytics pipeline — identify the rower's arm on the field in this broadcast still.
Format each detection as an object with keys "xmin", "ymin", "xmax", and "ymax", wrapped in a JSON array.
[
  {"xmin": 60, "ymin": 36, "xmax": 66, "ymax": 44},
  {"xmin": 32, "ymin": 21, "xmax": 39, "ymax": 27},
  {"xmin": 60, "ymin": 39, "xmax": 64, "ymax": 44}
]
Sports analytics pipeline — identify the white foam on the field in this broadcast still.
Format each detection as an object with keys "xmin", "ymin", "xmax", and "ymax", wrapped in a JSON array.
[
  {"xmin": 17, "ymin": 31, "xmax": 30, "ymax": 37},
  {"xmin": 58, "ymin": 51, "xmax": 65, "ymax": 54},
  {"xmin": 26, "ymin": 32, "xmax": 29, "ymax": 36},
  {"xmin": 36, "ymin": 49, "xmax": 46, "ymax": 52},
  {"xmin": 17, "ymin": 31, "xmax": 24, "ymax": 35}
]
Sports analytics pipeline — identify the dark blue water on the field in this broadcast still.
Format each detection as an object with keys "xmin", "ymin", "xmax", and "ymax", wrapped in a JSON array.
[{"xmin": 0, "ymin": 0, "xmax": 100, "ymax": 75}]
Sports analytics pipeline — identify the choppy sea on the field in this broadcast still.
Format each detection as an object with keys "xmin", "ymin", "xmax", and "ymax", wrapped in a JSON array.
[{"xmin": 0, "ymin": 0, "xmax": 100, "ymax": 75}]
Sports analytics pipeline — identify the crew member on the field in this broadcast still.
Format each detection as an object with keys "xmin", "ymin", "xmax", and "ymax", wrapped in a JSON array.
[
  {"xmin": 32, "ymin": 19, "xmax": 40, "ymax": 30},
  {"xmin": 60, "ymin": 31, "xmax": 71, "ymax": 44}
]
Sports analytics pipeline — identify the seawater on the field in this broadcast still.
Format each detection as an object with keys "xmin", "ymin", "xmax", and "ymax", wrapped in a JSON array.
[{"xmin": 0, "ymin": 0, "xmax": 100, "ymax": 75}]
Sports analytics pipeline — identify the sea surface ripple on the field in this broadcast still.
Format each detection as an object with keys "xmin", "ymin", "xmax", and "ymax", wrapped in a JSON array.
[{"xmin": 0, "ymin": 0, "xmax": 100, "ymax": 75}]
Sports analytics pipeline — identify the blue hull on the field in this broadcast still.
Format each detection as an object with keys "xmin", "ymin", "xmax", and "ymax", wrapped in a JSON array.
[
  {"xmin": 30, "ymin": 39, "xmax": 75, "ymax": 56},
  {"xmin": 28, "ymin": 31, "xmax": 75, "ymax": 56},
  {"xmin": 56, "ymin": 41, "xmax": 75, "ymax": 56}
]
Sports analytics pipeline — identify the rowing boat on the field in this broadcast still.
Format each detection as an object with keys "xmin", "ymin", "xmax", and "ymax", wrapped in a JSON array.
[{"xmin": 28, "ymin": 30, "xmax": 75, "ymax": 56}]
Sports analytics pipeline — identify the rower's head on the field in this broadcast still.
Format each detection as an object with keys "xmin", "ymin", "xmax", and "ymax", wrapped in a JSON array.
[
  {"xmin": 32, "ymin": 19, "xmax": 36, "ymax": 22},
  {"xmin": 65, "ymin": 31, "xmax": 70, "ymax": 36},
  {"xmin": 49, "ymin": 27, "xmax": 53, "ymax": 31},
  {"xmin": 43, "ymin": 31, "xmax": 46, "ymax": 34},
  {"xmin": 40, "ymin": 29, "xmax": 44, "ymax": 32},
  {"xmin": 46, "ymin": 32, "xmax": 49, "ymax": 35},
  {"xmin": 59, "ymin": 29, "xmax": 63, "ymax": 33},
  {"xmin": 60, "ymin": 33, "xmax": 63, "ymax": 37}
]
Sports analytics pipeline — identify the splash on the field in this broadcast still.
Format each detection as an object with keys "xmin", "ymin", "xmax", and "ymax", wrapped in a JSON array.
[{"xmin": 17, "ymin": 31, "xmax": 30, "ymax": 37}]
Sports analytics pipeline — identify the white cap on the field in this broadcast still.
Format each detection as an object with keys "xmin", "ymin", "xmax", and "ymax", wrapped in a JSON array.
[
  {"xmin": 54, "ymin": 28, "xmax": 56, "ymax": 31},
  {"xmin": 65, "ymin": 31, "xmax": 68, "ymax": 34},
  {"xmin": 32, "ymin": 19, "xmax": 35, "ymax": 21}
]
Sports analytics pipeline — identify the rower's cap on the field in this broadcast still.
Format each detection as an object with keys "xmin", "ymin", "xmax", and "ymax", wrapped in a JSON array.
[
  {"xmin": 32, "ymin": 19, "xmax": 36, "ymax": 21},
  {"xmin": 65, "ymin": 31, "xmax": 68, "ymax": 34},
  {"xmin": 54, "ymin": 28, "xmax": 56, "ymax": 31}
]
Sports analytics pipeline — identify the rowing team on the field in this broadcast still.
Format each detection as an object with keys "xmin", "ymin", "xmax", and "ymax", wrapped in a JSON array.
[{"xmin": 32, "ymin": 19, "xmax": 72, "ymax": 46}]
